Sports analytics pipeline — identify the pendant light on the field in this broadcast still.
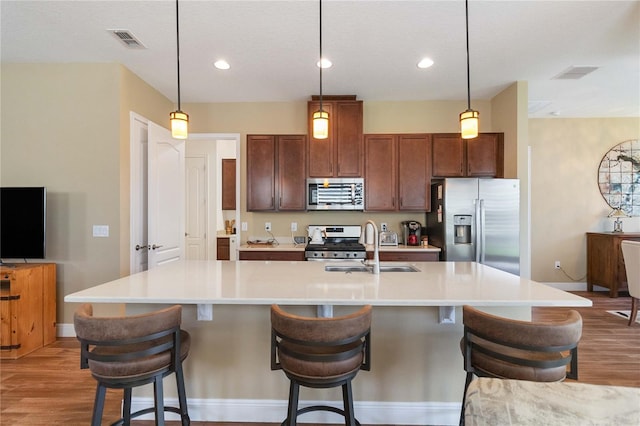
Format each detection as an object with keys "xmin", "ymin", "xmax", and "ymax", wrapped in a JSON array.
[
  {"xmin": 170, "ymin": 0, "xmax": 189, "ymax": 139},
  {"xmin": 460, "ymin": 0, "xmax": 479, "ymax": 139},
  {"xmin": 312, "ymin": 0, "xmax": 329, "ymax": 140}
]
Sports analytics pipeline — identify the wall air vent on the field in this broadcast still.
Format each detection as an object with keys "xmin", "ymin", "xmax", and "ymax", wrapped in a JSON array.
[
  {"xmin": 553, "ymin": 66, "xmax": 599, "ymax": 80},
  {"xmin": 109, "ymin": 29, "xmax": 146, "ymax": 49}
]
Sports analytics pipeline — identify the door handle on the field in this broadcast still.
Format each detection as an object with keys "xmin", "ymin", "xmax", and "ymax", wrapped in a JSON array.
[
  {"xmin": 135, "ymin": 244, "xmax": 148, "ymax": 251},
  {"xmin": 151, "ymin": 244, "xmax": 164, "ymax": 250}
]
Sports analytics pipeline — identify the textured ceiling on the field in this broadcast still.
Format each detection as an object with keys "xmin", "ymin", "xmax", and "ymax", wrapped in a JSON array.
[{"xmin": 2, "ymin": 0, "xmax": 639, "ymax": 118}]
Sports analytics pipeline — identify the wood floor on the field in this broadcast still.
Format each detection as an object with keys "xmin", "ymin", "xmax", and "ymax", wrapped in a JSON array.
[{"xmin": 1, "ymin": 291, "xmax": 638, "ymax": 425}]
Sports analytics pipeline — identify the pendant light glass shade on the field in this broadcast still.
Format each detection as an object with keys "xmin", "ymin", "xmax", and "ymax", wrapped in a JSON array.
[
  {"xmin": 313, "ymin": 110, "xmax": 329, "ymax": 139},
  {"xmin": 170, "ymin": 0, "xmax": 188, "ymax": 139},
  {"xmin": 460, "ymin": 109, "xmax": 479, "ymax": 139},
  {"xmin": 459, "ymin": 0, "xmax": 478, "ymax": 139},
  {"xmin": 170, "ymin": 110, "xmax": 189, "ymax": 139}
]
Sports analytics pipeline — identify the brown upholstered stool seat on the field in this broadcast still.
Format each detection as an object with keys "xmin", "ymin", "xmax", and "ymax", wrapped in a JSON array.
[
  {"xmin": 459, "ymin": 305, "xmax": 582, "ymax": 425},
  {"xmin": 271, "ymin": 305, "xmax": 372, "ymax": 426},
  {"xmin": 74, "ymin": 304, "xmax": 191, "ymax": 426}
]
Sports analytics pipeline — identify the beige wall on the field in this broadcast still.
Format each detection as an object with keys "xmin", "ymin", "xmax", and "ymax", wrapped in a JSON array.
[
  {"xmin": 529, "ymin": 117, "xmax": 640, "ymax": 283},
  {"xmin": 1, "ymin": 63, "xmax": 173, "ymax": 322}
]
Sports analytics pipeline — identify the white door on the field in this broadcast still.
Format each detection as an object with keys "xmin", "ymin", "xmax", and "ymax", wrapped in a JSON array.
[
  {"xmin": 185, "ymin": 156, "xmax": 207, "ymax": 259},
  {"xmin": 147, "ymin": 121, "xmax": 185, "ymax": 267},
  {"xmin": 130, "ymin": 115, "xmax": 149, "ymax": 273}
]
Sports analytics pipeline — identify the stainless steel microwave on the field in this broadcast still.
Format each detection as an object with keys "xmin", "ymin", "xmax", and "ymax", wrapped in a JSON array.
[{"xmin": 307, "ymin": 178, "xmax": 365, "ymax": 211}]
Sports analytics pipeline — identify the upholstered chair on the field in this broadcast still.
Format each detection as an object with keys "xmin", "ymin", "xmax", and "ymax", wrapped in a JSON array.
[
  {"xmin": 621, "ymin": 240, "xmax": 640, "ymax": 326},
  {"xmin": 459, "ymin": 305, "xmax": 582, "ymax": 425},
  {"xmin": 74, "ymin": 304, "xmax": 191, "ymax": 426},
  {"xmin": 270, "ymin": 304, "xmax": 372, "ymax": 426}
]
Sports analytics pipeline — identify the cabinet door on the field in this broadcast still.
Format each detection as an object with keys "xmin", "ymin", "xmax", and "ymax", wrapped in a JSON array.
[
  {"xmin": 467, "ymin": 133, "xmax": 501, "ymax": 177},
  {"xmin": 278, "ymin": 135, "xmax": 307, "ymax": 210},
  {"xmin": 308, "ymin": 102, "xmax": 335, "ymax": 177},
  {"xmin": 221, "ymin": 159, "xmax": 236, "ymax": 210},
  {"xmin": 216, "ymin": 238, "xmax": 230, "ymax": 260},
  {"xmin": 365, "ymin": 135, "xmax": 397, "ymax": 211},
  {"xmin": 247, "ymin": 135, "xmax": 276, "ymax": 211},
  {"xmin": 432, "ymin": 134, "xmax": 464, "ymax": 177},
  {"xmin": 335, "ymin": 101, "xmax": 363, "ymax": 177},
  {"xmin": 398, "ymin": 134, "xmax": 431, "ymax": 211}
]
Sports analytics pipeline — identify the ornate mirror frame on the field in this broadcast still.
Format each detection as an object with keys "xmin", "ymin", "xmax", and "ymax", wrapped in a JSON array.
[{"xmin": 598, "ymin": 139, "xmax": 640, "ymax": 217}]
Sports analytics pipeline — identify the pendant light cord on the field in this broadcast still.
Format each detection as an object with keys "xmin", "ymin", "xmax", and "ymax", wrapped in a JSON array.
[
  {"xmin": 319, "ymin": 0, "xmax": 323, "ymax": 112},
  {"xmin": 176, "ymin": 0, "xmax": 182, "ymax": 111},
  {"xmin": 465, "ymin": 0, "xmax": 471, "ymax": 111}
]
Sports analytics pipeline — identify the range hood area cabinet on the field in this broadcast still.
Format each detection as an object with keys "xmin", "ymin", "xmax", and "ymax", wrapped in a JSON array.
[
  {"xmin": 307, "ymin": 97, "xmax": 363, "ymax": 178},
  {"xmin": 246, "ymin": 135, "xmax": 307, "ymax": 211},
  {"xmin": 432, "ymin": 133, "xmax": 504, "ymax": 178},
  {"xmin": 365, "ymin": 134, "xmax": 432, "ymax": 212}
]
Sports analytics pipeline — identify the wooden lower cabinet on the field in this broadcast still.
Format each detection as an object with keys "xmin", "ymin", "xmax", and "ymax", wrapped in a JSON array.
[
  {"xmin": 239, "ymin": 251, "xmax": 305, "ymax": 261},
  {"xmin": 217, "ymin": 238, "xmax": 230, "ymax": 260},
  {"xmin": 368, "ymin": 251, "xmax": 439, "ymax": 262},
  {"xmin": 586, "ymin": 232, "xmax": 640, "ymax": 297},
  {"xmin": 1, "ymin": 263, "xmax": 56, "ymax": 359}
]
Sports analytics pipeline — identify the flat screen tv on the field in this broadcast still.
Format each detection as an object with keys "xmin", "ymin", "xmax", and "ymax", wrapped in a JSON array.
[{"xmin": 0, "ymin": 187, "xmax": 47, "ymax": 260}]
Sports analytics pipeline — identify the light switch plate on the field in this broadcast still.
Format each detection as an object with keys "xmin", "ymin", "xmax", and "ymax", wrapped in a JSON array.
[{"xmin": 92, "ymin": 225, "xmax": 109, "ymax": 237}]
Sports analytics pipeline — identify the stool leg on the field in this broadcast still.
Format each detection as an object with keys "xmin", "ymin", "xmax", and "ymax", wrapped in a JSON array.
[
  {"xmin": 342, "ymin": 381, "xmax": 356, "ymax": 426},
  {"xmin": 175, "ymin": 362, "xmax": 190, "ymax": 425},
  {"xmin": 153, "ymin": 375, "xmax": 165, "ymax": 426},
  {"xmin": 91, "ymin": 383, "xmax": 106, "ymax": 426},
  {"xmin": 123, "ymin": 388, "xmax": 132, "ymax": 425},
  {"xmin": 459, "ymin": 372, "xmax": 473, "ymax": 426},
  {"xmin": 286, "ymin": 381, "xmax": 300, "ymax": 426}
]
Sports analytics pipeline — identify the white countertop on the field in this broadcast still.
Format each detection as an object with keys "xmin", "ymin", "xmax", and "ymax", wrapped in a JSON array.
[{"xmin": 64, "ymin": 260, "xmax": 591, "ymax": 307}]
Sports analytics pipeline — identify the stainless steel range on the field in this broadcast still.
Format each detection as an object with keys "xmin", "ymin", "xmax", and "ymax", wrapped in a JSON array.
[{"xmin": 305, "ymin": 225, "xmax": 366, "ymax": 261}]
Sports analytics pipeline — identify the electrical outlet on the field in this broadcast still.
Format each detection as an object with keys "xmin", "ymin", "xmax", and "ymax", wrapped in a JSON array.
[
  {"xmin": 381, "ymin": 223, "xmax": 388, "ymax": 232},
  {"xmin": 291, "ymin": 222, "xmax": 297, "ymax": 232},
  {"xmin": 241, "ymin": 222, "xmax": 248, "ymax": 231},
  {"xmin": 554, "ymin": 260, "xmax": 561, "ymax": 270},
  {"xmin": 265, "ymin": 222, "xmax": 271, "ymax": 232}
]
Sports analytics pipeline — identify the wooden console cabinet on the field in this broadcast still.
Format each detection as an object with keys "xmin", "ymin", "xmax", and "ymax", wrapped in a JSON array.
[
  {"xmin": 1, "ymin": 263, "xmax": 56, "ymax": 359},
  {"xmin": 586, "ymin": 232, "xmax": 640, "ymax": 297}
]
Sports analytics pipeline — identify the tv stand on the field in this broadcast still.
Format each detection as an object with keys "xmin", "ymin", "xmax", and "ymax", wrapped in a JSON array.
[{"xmin": 1, "ymin": 263, "xmax": 56, "ymax": 359}]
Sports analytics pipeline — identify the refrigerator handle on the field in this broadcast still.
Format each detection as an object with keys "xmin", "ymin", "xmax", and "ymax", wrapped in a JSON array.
[
  {"xmin": 479, "ymin": 199, "xmax": 486, "ymax": 264},
  {"xmin": 474, "ymin": 199, "xmax": 481, "ymax": 263}
]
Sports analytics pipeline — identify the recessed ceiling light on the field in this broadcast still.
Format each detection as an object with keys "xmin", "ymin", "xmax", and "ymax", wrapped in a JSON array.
[
  {"xmin": 316, "ymin": 58, "xmax": 332, "ymax": 69},
  {"xmin": 214, "ymin": 60, "xmax": 230, "ymax": 70},
  {"xmin": 417, "ymin": 58, "xmax": 434, "ymax": 69}
]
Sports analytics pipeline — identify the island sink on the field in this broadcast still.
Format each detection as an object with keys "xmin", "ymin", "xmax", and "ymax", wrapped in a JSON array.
[{"xmin": 324, "ymin": 264, "xmax": 420, "ymax": 273}]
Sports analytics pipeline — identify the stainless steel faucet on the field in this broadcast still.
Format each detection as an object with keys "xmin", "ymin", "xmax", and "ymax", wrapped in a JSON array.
[{"xmin": 365, "ymin": 220, "xmax": 380, "ymax": 274}]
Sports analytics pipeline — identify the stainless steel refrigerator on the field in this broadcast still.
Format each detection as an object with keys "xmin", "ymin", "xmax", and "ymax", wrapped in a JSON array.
[{"xmin": 426, "ymin": 178, "xmax": 520, "ymax": 275}]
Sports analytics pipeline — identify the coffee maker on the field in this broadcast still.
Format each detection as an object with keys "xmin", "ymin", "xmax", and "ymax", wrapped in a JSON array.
[{"xmin": 401, "ymin": 221, "xmax": 422, "ymax": 246}]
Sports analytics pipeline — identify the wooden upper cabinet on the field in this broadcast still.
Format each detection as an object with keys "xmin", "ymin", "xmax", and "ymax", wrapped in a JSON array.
[
  {"xmin": 432, "ymin": 134, "xmax": 465, "ymax": 177},
  {"xmin": 247, "ymin": 135, "xmax": 276, "ymax": 211},
  {"xmin": 246, "ymin": 134, "xmax": 307, "ymax": 212},
  {"xmin": 308, "ymin": 97, "xmax": 363, "ymax": 178},
  {"xmin": 397, "ymin": 134, "xmax": 431, "ymax": 211},
  {"xmin": 365, "ymin": 134, "xmax": 431, "ymax": 212},
  {"xmin": 365, "ymin": 135, "xmax": 397, "ymax": 211},
  {"xmin": 221, "ymin": 158, "xmax": 236, "ymax": 210},
  {"xmin": 432, "ymin": 133, "xmax": 503, "ymax": 178},
  {"xmin": 467, "ymin": 133, "xmax": 503, "ymax": 177},
  {"xmin": 277, "ymin": 135, "xmax": 307, "ymax": 211}
]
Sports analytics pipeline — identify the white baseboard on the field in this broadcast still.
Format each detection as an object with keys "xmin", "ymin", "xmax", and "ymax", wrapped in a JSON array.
[
  {"xmin": 129, "ymin": 397, "xmax": 460, "ymax": 425},
  {"xmin": 543, "ymin": 281, "xmax": 594, "ymax": 292},
  {"xmin": 57, "ymin": 323, "xmax": 76, "ymax": 337}
]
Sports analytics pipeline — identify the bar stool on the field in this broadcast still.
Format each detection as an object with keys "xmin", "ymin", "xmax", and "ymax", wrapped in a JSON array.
[
  {"xmin": 270, "ymin": 304, "xmax": 372, "ymax": 426},
  {"xmin": 459, "ymin": 305, "xmax": 582, "ymax": 425},
  {"xmin": 74, "ymin": 304, "xmax": 191, "ymax": 426}
]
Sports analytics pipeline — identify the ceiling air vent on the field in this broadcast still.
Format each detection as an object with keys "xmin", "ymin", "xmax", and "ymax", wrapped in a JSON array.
[
  {"xmin": 109, "ymin": 29, "xmax": 146, "ymax": 49},
  {"xmin": 553, "ymin": 66, "xmax": 599, "ymax": 80}
]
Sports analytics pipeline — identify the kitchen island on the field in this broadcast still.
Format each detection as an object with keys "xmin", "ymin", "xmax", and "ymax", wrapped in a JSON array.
[{"xmin": 64, "ymin": 260, "xmax": 590, "ymax": 425}]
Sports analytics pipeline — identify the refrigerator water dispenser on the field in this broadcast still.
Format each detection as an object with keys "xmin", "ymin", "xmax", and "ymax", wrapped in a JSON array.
[{"xmin": 453, "ymin": 215, "xmax": 472, "ymax": 244}]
